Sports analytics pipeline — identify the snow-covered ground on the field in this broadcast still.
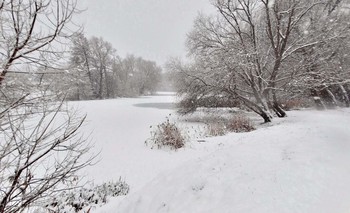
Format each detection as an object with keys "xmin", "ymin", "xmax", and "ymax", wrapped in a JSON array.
[{"xmin": 73, "ymin": 93, "xmax": 350, "ymax": 213}]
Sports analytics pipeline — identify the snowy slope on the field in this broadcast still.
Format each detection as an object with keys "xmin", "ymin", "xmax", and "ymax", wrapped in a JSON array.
[{"xmin": 73, "ymin": 94, "xmax": 350, "ymax": 213}]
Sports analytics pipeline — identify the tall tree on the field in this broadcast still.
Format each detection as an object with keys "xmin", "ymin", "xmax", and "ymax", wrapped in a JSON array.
[
  {"xmin": 89, "ymin": 37, "xmax": 116, "ymax": 99},
  {"xmin": 70, "ymin": 33, "xmax": 98, "ymax": 99}
]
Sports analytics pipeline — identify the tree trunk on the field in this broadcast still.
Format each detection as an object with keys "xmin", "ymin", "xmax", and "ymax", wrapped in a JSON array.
[
  {"xmin": 98, "ymin": 67, "xmax": 103, "ymax": 99},
  {"xmin": 271, "ymin": 93, "xmax": 287, "ymax": 117},
  {"xmin": 83, "ymin": 49, "xmax": 98, "ymax": 99},
  {"xmin": 252, "ymin": 86, "xmax": 273, "ymax": 119},
  {"xmin": 272, "ymin": 102, "xmax": 287, "ymax": 117},
  {"xmin": 0, "ymin": 61, "xmax": 13, "ymax": 86},
  {"xmin": 259, "ymin": 110, "xmax": 272, "ymax": 123},
  {"xmin": 237, "ymin": 95, "xmax": 272, "ymax": 123},
  {"xmin": 324, "ymin": 87, "xmax": 338, "ymax": 107},
  {"xmin": 103, "ymin": 66, "xmax": 110, "ymax": 98},
  {"xmin": 339, "ymin": 84, "xmax": 350, "ymax": 107}
]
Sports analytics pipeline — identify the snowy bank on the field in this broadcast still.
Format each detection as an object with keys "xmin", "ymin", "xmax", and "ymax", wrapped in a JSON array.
[
  {"xmin": 73, "ymin": 94, "xmax": 350, "ymax": 213},
  {"xmin": 111, "ymin": 109, "xmax": 350, "ymax": 213}
]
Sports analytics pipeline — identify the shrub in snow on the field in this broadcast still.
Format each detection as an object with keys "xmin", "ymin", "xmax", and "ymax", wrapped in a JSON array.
[
  {"xmin": 146, "ymin": 117, "xmax": 185, "ymax": 150},
  {"xmin": 205, "ymin": 122, "xmax": 227, "ymax": 136},
  {"xmin": 202, "ymin": 115, "xmax": 255, "ymax": 136},
  {"xmin": 44, "ymin": 180, "xmax": 129, "ymax": 213},
  {"xmin": 226, "ymin": 115, "xmax": 255, "ymax": 133}
]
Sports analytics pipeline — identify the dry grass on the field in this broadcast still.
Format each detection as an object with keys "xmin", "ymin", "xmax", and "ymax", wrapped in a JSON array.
[
  {"xmin": 190, "ymin": 113, "xmax": 255, "ymax": 136},
  {"xmin": 146, "ymin": 117, "xmax": 185, "ymax": 150},
  {"xmin": 226, "ymin": 115, "xmax": 256, "ymax": 133},
  {"xmin": 205, "ymin": 122, "xmax": 227, "ymax": 136}
]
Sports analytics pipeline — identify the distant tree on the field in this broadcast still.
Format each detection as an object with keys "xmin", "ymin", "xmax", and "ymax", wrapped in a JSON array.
[
  {"xmin": 89, "ymin": 37, "xmax": 117, "ymax": 99},
  {"xmin": 135, "ymin": 57, "xmax": 162, "ymax": 95},
  {"xmin": 158, "ymin": 71, "xmax": 175, "ymax": 92},
  {"xmin": 68, "ymin": 38, "xmax": 162, "ymax": 99},
  {"xmin": 69, "ymin": 33, "xmax": 98, "ymax": 99},
  {"xmin": 69, "ymin": 35, "xmax": 118, "ymax": 99},
  {"xmin": 117, "ymin": 55, "xmax": 162, "ymax": 96},
  {"xmin": 118, "ymin": 55, "xmax": 138, "ymax": 96}
]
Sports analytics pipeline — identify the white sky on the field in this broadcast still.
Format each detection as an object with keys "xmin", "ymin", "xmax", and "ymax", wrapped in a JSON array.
[{"xmin": 76, "ymin": 0, "xmax": 215, "ymax": 66}]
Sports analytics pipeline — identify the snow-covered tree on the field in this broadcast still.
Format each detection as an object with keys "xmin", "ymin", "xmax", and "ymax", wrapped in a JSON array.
[{"xmin": 171, "ymin": 0, "xmax": 349, "ymax": 122}]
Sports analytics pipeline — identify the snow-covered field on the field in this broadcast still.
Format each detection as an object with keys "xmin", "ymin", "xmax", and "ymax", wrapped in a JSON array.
[{"xmin": 73, "ymin": 93, "xmax": 350, "ymax": 213}]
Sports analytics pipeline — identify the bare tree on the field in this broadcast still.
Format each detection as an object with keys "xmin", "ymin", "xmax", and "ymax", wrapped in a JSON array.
[
  {"xmin": 70, "ymin": 33, "xmax": 99, "ymax": 99},
  {"xmin": 89, "ymin": 37, "xmax": 116, "ymax": 99},
  {"xmin": 133, "ymin": 57, "xmax": 162, "ymax": 95},
  {"xmin": 118, "ymin": 55, "xmax": 162, "ymax": 96},
  {"xmin": 0, "ymin": 1, "xmax": 96, "ymax": 212},
  {"xmin": 0, "ymin": 95, "xmax": 95, "ymax": 213},
  {"xmin": 69, "ymin": 35, "xmax": 119, "ymax": 100},
  {"xmin": 0, "ymin": 0, "xmax": 80, "ymax": 85},
  {"xmin": 172, "ymin": 0, "xmax": 349, "ymax": 122},
  {"xmin": 287, "ymin": 0, "xmax": 350, "ymax": 108}
]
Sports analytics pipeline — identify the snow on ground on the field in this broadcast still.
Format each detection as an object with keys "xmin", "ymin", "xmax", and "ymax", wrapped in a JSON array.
[
  {"xmin": 72, "ymin": 93, "xmax": 224, "ymax": 193},
  {"xmin": 73, "ymin": 94, "xmax": 350, "ymax": 213}
]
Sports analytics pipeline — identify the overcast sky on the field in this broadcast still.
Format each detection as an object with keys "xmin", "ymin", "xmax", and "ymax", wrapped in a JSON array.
[{"xmin": 76, "ymin": 0, "xmax": 215, "ymax": 66}]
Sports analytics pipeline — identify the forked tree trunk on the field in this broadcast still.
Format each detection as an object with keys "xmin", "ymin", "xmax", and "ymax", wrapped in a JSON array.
[
  {"xmin": 272, "ymin": 102, "xmax": 287, "ymax": 117},
  {"xmin": 252, "ymin": 87, "xmax": 273, "ymax": 120},
  {"xmin": 226, "ymin": 89, "xmax": 272, "ymax": 122},
  {"xmin": 237, "ymin": 95, "xmax": 272, "ymax": 123},
  {"xmin": 271, "ymin": 93, "xmax": 287, "ymax": 118}
]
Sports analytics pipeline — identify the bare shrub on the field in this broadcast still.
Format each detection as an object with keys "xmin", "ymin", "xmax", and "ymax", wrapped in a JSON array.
[
  {"xmin": 179, "ymin": 109, "xmax": 256, "ymax": 138},
  {"xmin": 0, "ymin": 94, "xmax": 96, "ymax": 213},
  {"xmin": 226, "ymin": 115, "xmax": 255, "ymax": 133},
  {"xmin": 146, "ymin": 117, "xmax": 185, "ymax": 150},
  {"xmin": 205, "ymin": 123, "xmax": 227, "ymax": 136}
]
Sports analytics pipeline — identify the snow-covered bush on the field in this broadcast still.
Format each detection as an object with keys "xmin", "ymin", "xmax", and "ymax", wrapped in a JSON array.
[
  {"xmin": 44, "ymin": 180, "xmax": 129, "ymax": 213},
  {"xmin": 146, "ymin": 117, "xmax": 185, "ymax": 150}
]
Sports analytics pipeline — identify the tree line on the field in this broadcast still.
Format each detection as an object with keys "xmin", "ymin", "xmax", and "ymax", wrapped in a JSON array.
[
  {"xmin": 64, "ymin": 34, "xmax": 162, "ymax": 100},
  {"xmin": 4, "ymin": 33, "xmax": 163, "ymax": 101},
  {"xmin": 167, "ymin": 0, "xmax": 350, "ymax": 122}
]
